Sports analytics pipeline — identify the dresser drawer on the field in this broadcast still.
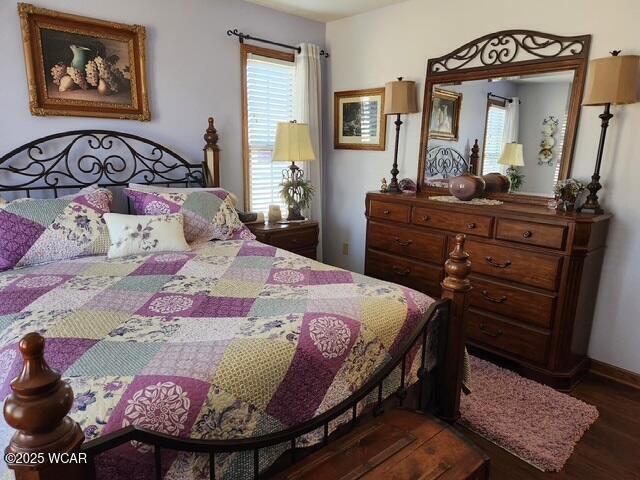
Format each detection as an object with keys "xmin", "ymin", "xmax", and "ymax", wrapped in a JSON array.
[
  {"xmin": 496, "ymin": 219, "xmax": 567, "ymax": 250},
  {"xmin": 466, "ymin": 310, "xmax": 549, "ymax": 364},
  {"xmin": 366, "ymin": 250, "xmax": 442, "ymax": 296},
  {"xmin": 266, "ymin": 228, "xmax": 318, "ymax": 250},
  {"xmin": 469, "ymin": 277, "xmax": 555, "ymax": 329},
  {"xmin": 412, "ymin": 207, "xmax": 493, "ymax": 237},
  {"xmin": 369, "ymin": 200, "xmax": 411, "ymax": 223},
  {"xmin": 367, "ymin": 221, "xmax": 445, "ymax": 264},
  {"xmin": 465, "ymin": 239, "xmax": 561, "ymax": 291}
]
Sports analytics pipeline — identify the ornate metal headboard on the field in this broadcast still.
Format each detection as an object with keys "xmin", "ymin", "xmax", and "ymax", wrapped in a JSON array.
[
  {"xmin": 426, "ymin": 139, "xmax": 480, "ymax": 179},
  {"xmin": 0, "ymin": 118, "xmax": 221, "ymax": 198}
]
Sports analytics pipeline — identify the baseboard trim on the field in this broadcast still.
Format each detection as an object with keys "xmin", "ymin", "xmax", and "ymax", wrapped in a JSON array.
[{"xmin": 590, "ymin": 359, "xmax": 640, "ymax": 390}]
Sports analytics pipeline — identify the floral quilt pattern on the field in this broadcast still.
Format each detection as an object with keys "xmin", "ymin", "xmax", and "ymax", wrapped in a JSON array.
[{"xmin": 0, "ymin": 240, "xmax": 436, "ymax": 479}]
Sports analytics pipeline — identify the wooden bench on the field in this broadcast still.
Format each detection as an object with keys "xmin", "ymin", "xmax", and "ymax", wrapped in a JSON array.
[{"xmin": 274, "ymin": 409, "xmax": 489, "ymax": 480}]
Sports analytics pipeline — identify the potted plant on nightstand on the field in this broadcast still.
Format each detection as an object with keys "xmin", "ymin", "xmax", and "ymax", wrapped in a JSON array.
[{"xmin": 280, "ymin": 177, "xmax": 314, "ymax": 222}]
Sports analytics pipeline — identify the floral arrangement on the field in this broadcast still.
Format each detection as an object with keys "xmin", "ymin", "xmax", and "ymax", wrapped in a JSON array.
[
  {"xmin": 553, "ymin": 178, "xmax": 584, "ymax": 202},
  {"xmin": 51, "ymin": 54, "xmax": 127, "ymax": 95}
]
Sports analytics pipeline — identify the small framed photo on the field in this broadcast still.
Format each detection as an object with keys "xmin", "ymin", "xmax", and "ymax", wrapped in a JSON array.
[
  {"xmin": 334, "ymin": 88, "xmax": 386, "ymax": 150},
  {"xmin": 18, "ymin": 3, "xmax": 150, "ymax": 121},
  {"xmin": 429, "ymin": 88, "xmax": 462, "ymax": 141}
]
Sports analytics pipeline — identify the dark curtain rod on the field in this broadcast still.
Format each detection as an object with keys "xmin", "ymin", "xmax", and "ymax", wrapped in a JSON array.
[
  {"xmin": 227, "ymin": 29, "xmax": 329, "ymax": 58},
  {"xmin": 488, "ymin": 92, "xmax": 522, "ymax": 104}
]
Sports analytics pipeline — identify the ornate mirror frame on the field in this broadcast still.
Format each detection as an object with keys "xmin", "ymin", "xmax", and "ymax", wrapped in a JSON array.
[{"xmin": 417, "ymin": 30, "xmax": 591, "ymax": 204}]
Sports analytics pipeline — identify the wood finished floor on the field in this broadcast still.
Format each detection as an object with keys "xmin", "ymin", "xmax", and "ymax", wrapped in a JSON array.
[{"xmin": 453, "ymin": 373, "xmax": 640, "ymax": 479}]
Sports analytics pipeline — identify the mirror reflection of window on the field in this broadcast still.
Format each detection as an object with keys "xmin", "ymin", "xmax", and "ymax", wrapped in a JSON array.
[{"xmin": 482, "ymin": 99, "xmax": 507, "ymax": 175}]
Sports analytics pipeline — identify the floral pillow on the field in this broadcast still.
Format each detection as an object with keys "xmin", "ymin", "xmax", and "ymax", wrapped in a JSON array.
[
  {"xmin": 124, "ymin": 188, "xmax": 255, "ymax": 243},
  {"xmin": 0, "ymin": 186, "xmax": 112, "ymax": 271},
  {"xmin": 103, "ymin": 213, "xmax": 190, "ymax": 259}
]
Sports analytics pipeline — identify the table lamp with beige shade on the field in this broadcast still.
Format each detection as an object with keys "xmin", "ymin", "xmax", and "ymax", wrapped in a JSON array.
[
  {"xmin": 498, "ymin": 142, "xmax": 525, "ymax": 192},
  {"xmin": 384, "ymin": 77, "xmax": 419, "ymax": 193},
  {"xmin": 273, "ymin": 121, "xmax": 316, "ymax": 222},
  {"xmin": 579, "ymin": 51, "xmax": 640, "ymax": 214}
]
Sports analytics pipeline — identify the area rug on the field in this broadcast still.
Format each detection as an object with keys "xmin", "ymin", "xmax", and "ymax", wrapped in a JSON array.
[{"xmin": 459, "ymin": 356, "xmax": 599, "ymax": 472}]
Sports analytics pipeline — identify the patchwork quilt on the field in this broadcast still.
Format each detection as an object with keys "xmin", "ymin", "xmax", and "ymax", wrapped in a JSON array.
[{"xmin": 0, "ymin": 240, "xmax": 437, "ymax": 479}]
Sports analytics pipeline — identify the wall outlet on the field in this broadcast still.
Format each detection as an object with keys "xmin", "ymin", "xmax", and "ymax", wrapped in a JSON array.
[{"xmin": 342, "ymin": 242, "xmax": 349, "ymax": 255}]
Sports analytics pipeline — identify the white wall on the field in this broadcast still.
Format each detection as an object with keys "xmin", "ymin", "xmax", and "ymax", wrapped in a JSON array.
[
  {"xmin": 324, "ymin": 0, "xmax": 640, "ymax": 372},
  {"xmin": 517, "ymin": 81, "xmax": 572, "ymax": 195},
  {"xmin": 0, "ymin": 0, "xmax": 325, "ymax": 210}
]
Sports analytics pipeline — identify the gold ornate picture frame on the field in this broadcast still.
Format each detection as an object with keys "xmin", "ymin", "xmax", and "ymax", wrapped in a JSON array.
[
  {"xmin": 428, "ymin": 88, "xmax": 462, "ymax": 141},
  {"xmin": 334, "ymin": 88, "xmax": 386, "ymax": 150},
  {"xmin": 18, "ymin": 3, "xmax": 150, "ymax": 121}
]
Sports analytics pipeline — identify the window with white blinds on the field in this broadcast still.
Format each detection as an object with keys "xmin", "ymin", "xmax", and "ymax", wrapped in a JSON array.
[
  {"xmin": 481, "ymin": 103, "xmax": 507, "ymax": 175},
  {"xmin": 245, "ymin": 52, "xmax": 295, "ymax": 215}
]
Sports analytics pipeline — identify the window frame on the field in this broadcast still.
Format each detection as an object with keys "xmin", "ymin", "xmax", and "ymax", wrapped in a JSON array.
[
  {"xmin": 240, "ymin": 44, "xmax": 295, "ymax": 211},
  {"xmin": 480, "ymin": 97, "xmax": 507, "ymax": 175}
]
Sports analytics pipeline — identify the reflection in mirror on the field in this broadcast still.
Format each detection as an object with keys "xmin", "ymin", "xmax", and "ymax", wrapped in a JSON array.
[{"xmin": 425, "ymin": 70, "xmax": 575, "ymax": 196}]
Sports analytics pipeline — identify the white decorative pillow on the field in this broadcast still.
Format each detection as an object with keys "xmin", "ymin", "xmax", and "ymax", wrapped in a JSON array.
[
  {"xmin": 128, "ymin": 183, "xmax": 239, "ymax": 207},
  {"xmin": 104, "ymin": 213, "xmax": 190, "ymax": 259}
]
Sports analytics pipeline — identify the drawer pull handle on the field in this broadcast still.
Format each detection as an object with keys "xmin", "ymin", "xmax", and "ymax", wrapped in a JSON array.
[
  {"xmin": 421, "ymin": 215, "xmax": 431, "ymax": 222},
  {"xmin": 481, "ymin": 290, "xmax": 508, "ymax": 303},
  {"xmin": 485, "ymin": 256, "xmax": 512, "ymax": 269},
  {"xmin": 383, "ymin": 209, "xmax": 391, "ymax": 215},
  {"xmin": 467, "ymin": 223, "xmax": 476, "ymax": 229},
  {"xmin": 394, "ymin": 237, "xmax": 413, "ymax": 247},
  {"xmin": 523, "ymin": 230, "xmax": 533, "ymax": 238},
  {"xmin": 479, "ymin": 324, "xmax": 503, "ymax": 338},
  {"xmin": 391, "ymin": 266, "xmax": 411, "ymax": 276}
]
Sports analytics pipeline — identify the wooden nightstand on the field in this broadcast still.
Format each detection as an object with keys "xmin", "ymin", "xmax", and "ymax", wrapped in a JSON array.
[{"xmin": 247, "ymin": 221, "xmax": 319, "ymax": 260}]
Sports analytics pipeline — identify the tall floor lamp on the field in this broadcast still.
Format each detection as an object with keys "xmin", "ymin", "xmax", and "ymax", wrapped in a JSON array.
[
  {"xmin": 384, "ymin": 77, "xmax": 418, "ymax": 193},
  {"xmin": 579, "ymin": 51, "xmax": 640, "ymax": 213}
]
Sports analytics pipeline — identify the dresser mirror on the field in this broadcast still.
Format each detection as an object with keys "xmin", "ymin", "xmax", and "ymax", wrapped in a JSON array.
[{"xmin": 417, "ymin": 30, "xmax": 591, "ymax": 202}]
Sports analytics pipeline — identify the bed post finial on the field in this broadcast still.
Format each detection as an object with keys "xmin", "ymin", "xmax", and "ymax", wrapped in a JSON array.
[
  {"xmin": 469, "ymin": 139, "xmax": 480, "ymax": 174},
  {"xmin": 203, "ymin": 117, "xmax": 221, "ymax": 188},
  {"xmin": 4, "ymin": 333, "xmax": 84, "ymax": 479},
  {"xmin": 438, "ymin": 234, "xmax": 472, "ymax": 423}
]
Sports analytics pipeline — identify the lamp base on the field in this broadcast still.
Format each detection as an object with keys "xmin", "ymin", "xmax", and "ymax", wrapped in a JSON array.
[{"xmin": 577, "ymin": 173, "xmax": 604, "ymax": 214}]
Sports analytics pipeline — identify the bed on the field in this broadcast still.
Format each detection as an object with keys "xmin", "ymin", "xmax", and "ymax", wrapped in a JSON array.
[{"xmin": 0, "ymin": 119, "xmax": 472, "ymax": 480}]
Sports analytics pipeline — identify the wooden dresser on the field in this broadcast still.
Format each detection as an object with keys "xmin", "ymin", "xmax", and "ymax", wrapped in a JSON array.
[{"xmin": 365, "ymin": 192, "xmax": 611, "ymax": 389}]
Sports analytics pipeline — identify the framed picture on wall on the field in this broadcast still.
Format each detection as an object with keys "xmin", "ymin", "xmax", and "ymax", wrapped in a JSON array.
[
  {"xmin": 428, "ymin": 88, "xmax": 462, "ymax": 141},
  {"xmin": 334, "ymin": 88, "xmax": 386, "ymax": 150},
  {"xmin": 18, "ymin": 3, "xmax": 150, "ymax": 121}
]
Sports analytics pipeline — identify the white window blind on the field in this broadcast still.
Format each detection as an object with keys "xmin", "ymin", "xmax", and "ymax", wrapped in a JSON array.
[
  {"xmin": 245, "ymin": 53, "xmax": 295, "ymax": 215},
  {"xmin": 482, "ymin": 104, "xmax": 507, "ymax": 175}
]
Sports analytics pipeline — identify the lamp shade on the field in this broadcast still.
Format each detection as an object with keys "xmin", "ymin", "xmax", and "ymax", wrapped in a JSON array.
[
  {"xmin": 384, "ymin": 79, "xmax": 418, "ymax": 115},
  {"xmin": 498, "ymin": 143, "xmax": 525, "ymax": 167},
  {"xmin": 583, "ymin": 55, "xmax": 640, "ymax": 106},
  {"xmin": 272, "ymin": 122, "xmax": 316, "ymax": 162}
]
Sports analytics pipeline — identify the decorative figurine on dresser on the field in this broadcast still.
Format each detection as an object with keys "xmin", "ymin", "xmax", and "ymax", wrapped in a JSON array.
[{"xmin": 365, "ymin": 30, "xmax": 612, "ymax": 390}]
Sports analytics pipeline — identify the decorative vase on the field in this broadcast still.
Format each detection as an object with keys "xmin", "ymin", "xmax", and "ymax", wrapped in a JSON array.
[
  {"xmin": 482, "ymin": 173, "xmax": 510, "ymax": 193},
  {"xmin": 267, "ymin": 205, "xmax": 282, "ymax": 223},
  {"xmin": 448, "ymin": 173, "xmax": 485, "ymax": 201},
  {"xmin": 69, "ymin": 45, "xmax": 92, "ymax": 70},
  {"xmin": 287, "ymin": 203, "xmax": 305, "ymax": 221}
]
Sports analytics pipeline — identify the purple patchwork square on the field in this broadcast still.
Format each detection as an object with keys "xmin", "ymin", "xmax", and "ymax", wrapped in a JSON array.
[
  {"xmin": 44, "ymin": 338, "xmax": 98, "ymax": 373},
  {"xmin": 125, "ymin": 189, "xmax": 182, "ymax": 216},
  {"xmin": 136, "ymin": 293, "xmax": 204, "ymax": 317},
  {"xmin": 308, "ymin": 270, "xmax": 353, "ymax": 285},
  {"xmin": 102, "ymin": 375, "xmax": 210, "ymax": 459},
  {"xmin": 131, "ymin": 253, "xmax": 195, "ymax": 276},
  {"xmin": 142, "ymin": 341, "xmax": 229, "ymax": 381},
  {"xmin": 87, "ymin": 290, "xmax": 153, "ymax": 312},
  {"xmin": 0, "ymin": 288, "xmax": 62, "ymax": 315},
  {"xmin": 238, "ymin": 243, "xmax": 277, "ymax": 257},
  {"xmin": 267, "ymin": 268, "xmax": 309, "ymax": 286},
  {"xmin": 5, "ymin": 274, "xmax": 71, "ymax": 293},
  {"xmin": 191, "ymin": 296, "xmax": 255, "ymax": 317},
  {"xmin": 0, "ymin": 210, "xmax": 46, "ymax": 271}
]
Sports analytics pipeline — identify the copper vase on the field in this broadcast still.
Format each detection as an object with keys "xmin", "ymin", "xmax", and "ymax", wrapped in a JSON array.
[{"xmin": 482, "ymin": 173, "xmax": 510, "ymax": 193}]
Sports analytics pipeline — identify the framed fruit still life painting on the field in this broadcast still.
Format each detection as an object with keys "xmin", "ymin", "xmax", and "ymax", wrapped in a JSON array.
[{"xmin": 18, "ymin": 3, "xmax": 150, "ymax": 120}]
